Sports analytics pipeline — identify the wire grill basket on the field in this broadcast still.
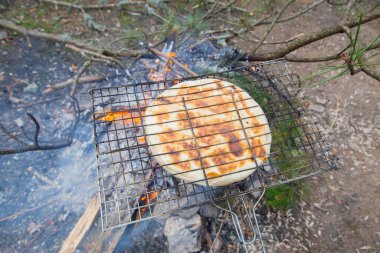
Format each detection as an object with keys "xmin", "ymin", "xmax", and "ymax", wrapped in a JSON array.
[{"xmin": 90, "ymin": 60, "xmax": 337, "ymax": 234}]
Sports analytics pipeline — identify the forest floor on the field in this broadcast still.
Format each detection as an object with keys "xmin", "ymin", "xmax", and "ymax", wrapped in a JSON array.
[{"xmin": 1, "ymin": 1, "xmax": 379, "ymax": 252}]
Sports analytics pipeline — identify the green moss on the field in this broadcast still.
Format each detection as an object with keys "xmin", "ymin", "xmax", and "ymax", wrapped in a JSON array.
[
  {"xmin": 232, "ymin": 73, "xmax": 311, "ymax": 211},
  {"xmin": 231, "ymin": 74, "xmax": 272, "ymax": 113}
]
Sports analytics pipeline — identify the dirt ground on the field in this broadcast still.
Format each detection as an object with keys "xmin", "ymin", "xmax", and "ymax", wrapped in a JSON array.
[
  {"xmin": 1, "ymin": 1, "xmax": 379, "ymax": 252},
  {"xmin": 248, "ymin": 2, "xmax": 380, "ymax": 253}
]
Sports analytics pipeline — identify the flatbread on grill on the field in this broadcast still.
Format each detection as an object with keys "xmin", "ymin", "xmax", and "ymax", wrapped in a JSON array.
[{"xmin": 144, "ymin": 78, "xmax": 271, "ymax": 186}]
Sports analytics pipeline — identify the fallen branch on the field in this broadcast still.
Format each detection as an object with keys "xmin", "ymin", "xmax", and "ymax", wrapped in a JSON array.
[
  {"xmin": 0, "ymin": 19, "xmax": 143, "ymax": 57},
  {"xmin": 240, "ymin": 11, "xmax": 380, "ymax": 61},
  {"xmin": 39, "ymin": 0, "xmax": 145, "ymax": 10}
]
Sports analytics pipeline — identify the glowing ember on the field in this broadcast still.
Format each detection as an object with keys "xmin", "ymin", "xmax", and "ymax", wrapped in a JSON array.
[
  {"xmin": 97, "ymin": 107, "xmax": 145, "ymax": 127},
  {"xmin": 133, "ymin": 191, "xmax": 159, "ymax": 220}
]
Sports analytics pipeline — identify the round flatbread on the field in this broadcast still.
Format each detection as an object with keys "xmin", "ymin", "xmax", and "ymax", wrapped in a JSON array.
[{"xmin": 144, "ymin": 78, "xmax": 271, "ymax": 186}]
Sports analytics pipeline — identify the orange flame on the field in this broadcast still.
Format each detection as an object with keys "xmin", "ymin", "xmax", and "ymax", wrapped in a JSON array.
[{"xmin": 147, "ymin": 51, "xmax": 176, "ymax": 81}]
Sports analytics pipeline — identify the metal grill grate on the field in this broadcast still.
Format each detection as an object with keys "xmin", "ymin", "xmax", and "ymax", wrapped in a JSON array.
[{"xmin": 90, "ymin": 60, "xmax": 337, "ymax": 232}]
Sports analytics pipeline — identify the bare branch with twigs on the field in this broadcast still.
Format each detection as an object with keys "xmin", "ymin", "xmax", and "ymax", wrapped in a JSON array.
[
  {"xmin": 0, "ymin": 97, "xmax": 80, "ymax": 155},
  {"xmin": 240, "ymin": 11, "xmax": 380, "ymax": 61}
]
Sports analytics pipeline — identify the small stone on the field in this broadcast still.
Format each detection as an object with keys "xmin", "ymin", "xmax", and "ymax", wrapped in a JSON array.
[
  {"xmin": 176, "ymin": 206, "xmax": 200, "ymax": 219},
  {"xmin": 199, "ymin": 204, "xmax": 219, "ymax": 218},
  {"xmin": 0, "ymin": 29, "xmax": 8, "ymax": 39},
  {"xmin": 164, "ymin": 214, "xmax": 202, "ymax": 253},
  {"xmin": 308, "ymin": 103, "xmax": 325, "ymax": 113},
  {"xmin": 316, "ymin": 97, "xmax": 328, "ymax": 105},
  {"xmin": 23, "ymin": 82, "xmax": 38, "ymax": 93},
  {"xmin": 14, "ymin": 117, "xmax": 25, "ymax": 127}
]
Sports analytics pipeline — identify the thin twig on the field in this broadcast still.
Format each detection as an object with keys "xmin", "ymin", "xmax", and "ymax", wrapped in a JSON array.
[
  {"xmin": 257, "ymin": 0, "xmax": 325, "ymax": 25},
  {"xmin": 251, "ymin": 0, "xmax": 295, "ymax": 54},
  {"xmin": 70, "ymin": 60, "xmax": 92, "ymax": 97},
  {"xmin": 0, "ymin": 123, "xmax": 28, "ymax": 145},
  {"xmin": 249, "ymin": 32, "xmax": 304, "ymax": 45},
  {"xmin": 43, "ymin": 75, "xmax": 108, "ymax": 94},
  {"xmin": 210, "ymin": 213, "xmax": 227, "ymax": 253},
  {"xmin": 340, "ymin": 0, "xmax": 357, "ymax": 23},
  {"xmin": 327, "ymin": 96, "xmax": 340, "ymax": 134},
  {"xmin": 27, "ymin": 166, "xmax": 58, "ymax": 187},
  {"xmin": 64, "ymin": 44, "xmax": 123, "ymax": 66}
]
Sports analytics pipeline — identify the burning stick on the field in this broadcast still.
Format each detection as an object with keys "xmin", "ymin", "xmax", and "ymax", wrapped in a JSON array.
[{"xmin": 148, "ymin": 47, "xmax": 197, "ymax": 77}]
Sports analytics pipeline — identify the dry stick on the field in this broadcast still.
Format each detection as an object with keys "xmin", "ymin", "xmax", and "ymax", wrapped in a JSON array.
[
  {"xmin": 0, "ymin": 19, "xmax": 143, "ymax": 57},
  {"xmin": 59, "ymin": 195, "xmax": 100, "ymax": 253},
  {"xmin": 251, "ymin": 0, "xmax": 295, "ymax": 55},
  {"xmin": 39, "ymin": 0, "xmax": 146, "ymax": 10},
  {"xmin": 44, "ymin": 75, "xmax": 107, "ymax": 94},
  {"xmin": 0, "ymin": 198, "xmax": 57, "ymax": 222},
  {"xmin": 148, "ymin": 48, "xmax": 198, "ymax": 76},
  {"xmin": 241, "ymin": 11, "xmax": 380, "ymax": 61},
  {"xmin": 70, "ymin": 61, "xmax": 92, "ymax": 97}
]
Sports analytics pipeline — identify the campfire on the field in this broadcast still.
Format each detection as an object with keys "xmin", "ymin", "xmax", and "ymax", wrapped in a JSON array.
[{"xmin": 90, "ymin": 39, "xmax": 337, "ymax": 251}]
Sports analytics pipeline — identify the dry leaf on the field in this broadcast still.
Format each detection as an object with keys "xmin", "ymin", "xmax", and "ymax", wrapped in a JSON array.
[{"xmin": 70, "ymin": 63, "xmax": 77, "ymax": 72}]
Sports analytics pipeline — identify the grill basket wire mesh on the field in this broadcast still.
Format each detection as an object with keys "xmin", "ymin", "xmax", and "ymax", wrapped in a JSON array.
[{"xmin": 90, "ymin": 60, "xmax": 337, "ymax": 231}]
